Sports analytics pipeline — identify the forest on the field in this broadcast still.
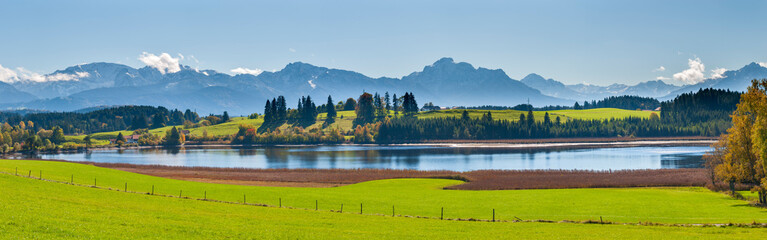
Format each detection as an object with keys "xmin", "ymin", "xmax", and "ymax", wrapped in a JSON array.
[
  {"xmin": 0, "ymin": 87, "xmax": 745, "ymax": 151},
  {"xmin": 0, "ymin": 106, "xmax": 205, "ymax": 134}
]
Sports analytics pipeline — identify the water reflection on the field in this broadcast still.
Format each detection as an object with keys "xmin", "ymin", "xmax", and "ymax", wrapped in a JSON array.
[{"xmin": 32, "ymin": 145, "xmax": 711, "ymax": 171}]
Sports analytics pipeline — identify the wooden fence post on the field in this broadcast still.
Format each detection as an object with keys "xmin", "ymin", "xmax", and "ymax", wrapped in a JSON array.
[
  {"xmin": 243, "ymin": 194, "xmax": 246, "ymax": 204},
  {"xmin": 340, "ymin": 204, "xmax": 343, "ymax": 213},
  {"xmin": 360, "ymin": 203, "xmax": 363, "ymax": 214},
  {"xmin": 441, "ymin": 207, "xmax": 444, "ymax": 220},
  {"xmin": 94, "ymin": 177, "xmax": 96, "ymax": 186},
  {"xmin": 279, "ymin": 198, "xmax": 282, "ymax": 207},
  {"xmin": 179, "ymin": 190, "xmax": 182, "ymax": 198},
  {"xmin": 28, "ymin": 170, "xmax": 31, "ymax": 177},
  {"xmin": 493, "ymin": 209, "xmax": 495, "ymax": 222},
  {"xmin": 152, "ymin": 185, "xmax": 154, "ymax": 195},
  {"xmin": 204, "ymin": 191, "xmax": 207, "ymax": 200},
  {"xmin": 15, "ymin": 167, "xmax": 17, "ymax": 175},
  {"xmin": 71, "ymin": 174, "xmax": 73, "ymax": 184},
  {"xmin": 315, "ymin": 200, "xmax": 318, "ymax": 210},
  {"xmin": 392, "ymin": 205, "xmax": 395, "ymax": 217},
  {"xmin": 39, "ymin": 170, "xmax": 41, "ymax": 179}
]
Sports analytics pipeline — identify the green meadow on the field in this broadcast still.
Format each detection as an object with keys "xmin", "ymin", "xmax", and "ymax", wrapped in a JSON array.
[
  {"xmin": 417, "ymin": 108, "xmax": 657, "ymax": 122},
  {"xmin": 4, "ymin": 171, "xmax": 767, "ymax": 239},
  {"xmin": 1, "ymin": 160, "xmax": 764, "ymax": 225},
  {"xmin": 81, "ymin": 108, "xmax": 656, "ymax": 143}
]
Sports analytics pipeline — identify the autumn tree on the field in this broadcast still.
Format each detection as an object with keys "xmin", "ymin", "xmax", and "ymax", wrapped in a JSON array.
[{"xmin": 709, "ymin": 79, "xmax": 767, "ymax": 204}]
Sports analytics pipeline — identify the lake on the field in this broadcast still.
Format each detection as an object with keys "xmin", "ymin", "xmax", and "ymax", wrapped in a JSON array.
[{"xmin": 31, "ymin": 144, "xmax": 712, "ymax": 172}]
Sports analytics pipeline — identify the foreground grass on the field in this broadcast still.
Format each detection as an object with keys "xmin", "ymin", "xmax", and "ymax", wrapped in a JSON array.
[
  {"xmin": 1, "ymin": 160, "xmax": 765, "ymax": 225},
  {"xmin": 4, "ymin": 173, "xmax": 766, "ymax": 239}
]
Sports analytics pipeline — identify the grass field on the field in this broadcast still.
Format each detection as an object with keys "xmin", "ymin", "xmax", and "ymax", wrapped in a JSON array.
[
  {"xmin": 417, "ymin": 108, "xmax": 657, "ymax": 122},
  {"xmin": 79, "ymin": 108, "xmax": 657, "ymax": 143},
  {"xmin": 4, "ymin": 172, "xmax": 767, "ymax": 239},
  {"xmin": 87, "ymin": 117, "xmax": 263, "ymax": 140},
  {"xmin": 1, "ymin": 160, "xmax": 765, "ymax": 225}
]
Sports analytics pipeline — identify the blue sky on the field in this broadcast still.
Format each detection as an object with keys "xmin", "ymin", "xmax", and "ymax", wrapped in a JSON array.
[{"xmin": 1, "ymin": 0, "xmax": 766, "ymax": 85}]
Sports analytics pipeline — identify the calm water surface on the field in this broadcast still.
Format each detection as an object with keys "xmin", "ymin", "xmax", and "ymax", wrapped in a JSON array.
[{"xmin": 35, "ymin": 145, "xmax": 711, "ymax": 171}]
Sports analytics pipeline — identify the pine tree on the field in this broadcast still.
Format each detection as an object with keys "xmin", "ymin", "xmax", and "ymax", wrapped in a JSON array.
[
  {"xmin": 151, "ymin": 113, "xmax": 166, "ymax": 129},
  {"xmin": 392, "ymin": 93, "xmax": 399, "ymax": 117},
  {"xmin": 271, "ymin": 98, "xmax": 279, "ymax": 121},
  {"xmin": 325, "ymin": 95, "xmax": 336, "ymax": 125},
  {"xmin": 264, "ymin": 100, "xmax": 272, "ymax": 123},
  {"xmin": 384, "ymin": 92, "xmax": 391, "ymax": 110},
  {"xmin": 277, "ymin": 96, "xmax": 287, "ymax": 121},
  {"xmin": 116, "ymin": 132, "xmax": 126, "ymax": 146},
  {"xmin": 131, "ymin": 115, "xmax": 149, "ymax": 129},
  {"xmin": 222, "ymin": 111, "xmax": 230, "ymax": 122},
  {"xmin": 526, "ymin": 108, "xmax": 535, "ymax": 127}
]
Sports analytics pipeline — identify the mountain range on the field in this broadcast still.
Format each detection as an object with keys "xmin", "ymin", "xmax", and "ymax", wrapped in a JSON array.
[{"xmin": 1, "ymin": 58, "xmax": 766, "ymax": 115}]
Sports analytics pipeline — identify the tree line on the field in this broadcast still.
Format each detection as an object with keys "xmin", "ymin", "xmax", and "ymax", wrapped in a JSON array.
[{"xmin": 0, "ymin": 106, "xmax": 203, "ymax": 135}]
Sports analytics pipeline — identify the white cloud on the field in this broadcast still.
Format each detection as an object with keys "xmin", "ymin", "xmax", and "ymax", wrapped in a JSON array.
[
  {"xmin": 308, "ymin": 79, "xmax": 316, "ymax": 89},
  {"xmin": 656, "ymin": 76, "xmax": 671, "ymax": 81},
  {"xmin": 710, "ymin": 68, "xmax": 727, "ymax": 79},
  {"xmin": 0, "ymin": 64, "xmax": 89, "ymax": 83},
  {"xmin": 289, "ymin": 48, "xmax": 296, "ymax": 53},
  {"xmin": 653, "ymin": 66, "xmax": 666, "ymax": 72},
  {"xmin": 230, "ymin": 67, "xmax": 264, "ymax": 76},
  {"xmin": 138, "ymin": 52, "xmax": 182, "ymax": 74},
  {"xmin": 759, "ymin": 62, "xmax": 767, "ymax": 68},
  {"xmin": 673, "ymin": 58, "xmax": 707, "ymax": 85}
]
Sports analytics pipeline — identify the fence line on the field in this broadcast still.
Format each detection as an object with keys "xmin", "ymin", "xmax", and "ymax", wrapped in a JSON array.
[{"xmin": 2, "ymin": 169, "xmax": 765, "ymax": 228}]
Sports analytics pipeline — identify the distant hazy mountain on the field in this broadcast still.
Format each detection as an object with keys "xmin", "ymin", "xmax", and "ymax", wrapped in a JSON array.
[
  {"xmin": 661, "ymin": 62, "xmax": 767, "ymax": 100},
  {"xmin": 520, "ymin": 74, "xmax": 586, "ymax": 100},
  {"xmin": 0, "ymin": 58, "xmax": 571, "ymax": 115},
  {"xmin": 522, "ymin": 73, "xmax": 682, "ymax": 101},
  {"xmin": 0, "ymin": 82, "xmax": 37, "ymax": 104},
  {"xmin": 401, "ymin": 60, "xmax": 568, "ymax": 106},
  {"xmin": 4, "ymin": 58, "xmax": 764, "ymax": 115}
]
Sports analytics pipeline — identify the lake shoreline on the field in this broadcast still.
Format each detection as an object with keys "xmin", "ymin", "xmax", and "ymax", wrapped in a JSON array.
[{"xmin": 59, "ymin": 136, "xmax": 716, "ymax": 153}]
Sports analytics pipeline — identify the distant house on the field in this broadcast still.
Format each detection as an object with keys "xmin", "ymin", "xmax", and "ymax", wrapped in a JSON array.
[
  {"xmin": 654, "ymin": 107, "xmax": 661, "ymax": 111},
  {"xmin": 109, "ymin": 134, "xmax": 140, "ymax": 144},
  {"xmin": 181, "ymin": 130, "xmax": 190, "ymax": 136}
]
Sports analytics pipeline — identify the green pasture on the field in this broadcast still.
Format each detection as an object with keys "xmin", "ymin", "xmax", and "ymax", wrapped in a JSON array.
[
  {"xmin": 417, "ymin": 108, "xmax": 657, "ymax": 122},
  {"xmin": 68, "ymin": 108, "xmax": 657, "ymax": 143},
  {"xmin": 3, "ymin": 172, "xmax": 766, "ymax": 239},
  {"xmin": 1, "ymin": 160, "xmax": 764, "ymax": 225}
]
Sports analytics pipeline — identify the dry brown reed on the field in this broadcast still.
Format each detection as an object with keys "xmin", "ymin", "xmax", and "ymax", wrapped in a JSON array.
[{"xmin": 92, "ymin": 162, "xmax": 708, "ymax": 190}]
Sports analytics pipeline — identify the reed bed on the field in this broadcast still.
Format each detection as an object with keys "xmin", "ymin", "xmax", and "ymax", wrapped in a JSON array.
[{"xmin": 92, "ymin": 162, "xmax": 708, "ymax": 190}]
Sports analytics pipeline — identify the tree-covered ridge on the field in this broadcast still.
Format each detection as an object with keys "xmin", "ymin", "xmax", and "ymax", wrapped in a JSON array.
[
  {"xmin": 660, "ymin": 88, "xmax": 741, "ymax": 125},
  {"xmin": 0, "ymin": 106, "xmax": 202, "ymax": 135}
]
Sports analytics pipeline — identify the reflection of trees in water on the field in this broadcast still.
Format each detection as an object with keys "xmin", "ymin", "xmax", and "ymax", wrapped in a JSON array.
[
  {"xmin": 164, "ymin": 147, "xmax": 182, "ymax": 155},
  {"xmin": 661, "ymin": 155, "xmax": 704, "ymax": 168},
  {"xmin": 264, "ymin": 148, "xmax": 289, "ymax": 163}
]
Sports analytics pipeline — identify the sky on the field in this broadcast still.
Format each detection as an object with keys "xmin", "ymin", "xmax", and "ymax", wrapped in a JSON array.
[{"xmin": 1, "ymin": 0, "xmax": 766, "ymax": 86}]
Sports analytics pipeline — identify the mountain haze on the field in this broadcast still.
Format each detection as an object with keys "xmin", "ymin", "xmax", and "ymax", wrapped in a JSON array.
[
  {"xmin": 0, "ymin": 58, "xmax": 570, "ymax": 115},
  {"xmin": 2, "ymin": 59, "xmax": 766, "ymax": 115}
]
